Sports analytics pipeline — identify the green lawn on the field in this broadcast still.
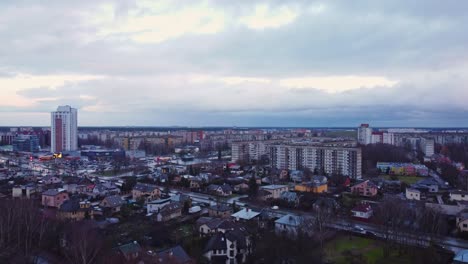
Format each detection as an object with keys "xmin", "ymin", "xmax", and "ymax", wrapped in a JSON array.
[
  {"xmin": 380, "ymin": 175, "xmax": 422, "ymax": 185},
  {"xmin": 324, "ymin": 236, "xmax": 412, "ymax": 264}
]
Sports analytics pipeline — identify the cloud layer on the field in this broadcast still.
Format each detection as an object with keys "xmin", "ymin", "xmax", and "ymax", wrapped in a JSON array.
[{"xmin": 1, "ymin": 0, "xmax": 468, "ymax": 126}]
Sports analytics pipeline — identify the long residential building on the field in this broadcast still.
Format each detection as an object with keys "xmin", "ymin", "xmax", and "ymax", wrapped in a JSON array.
[{"xmin": 232, "ymin": 140, "xmax": 362, "ymax": 179}]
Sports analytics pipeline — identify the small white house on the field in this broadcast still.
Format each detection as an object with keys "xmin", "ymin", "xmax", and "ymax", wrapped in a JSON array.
[
  {"xmin": 406, "ymin": 188, "xmax": 421, "ymax": 201},
  {"xmin": 450, "ymin": 191, "xmax": 468, "ymax": 202}
]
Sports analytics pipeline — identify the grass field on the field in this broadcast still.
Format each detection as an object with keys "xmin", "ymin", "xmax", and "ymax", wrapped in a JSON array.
[
  {"xmin": 380, "ymin": 175, "xmax": 423, "ymax": 185},
  {"xmin": 324, "ymin": 235, "xmax": 413, "ymax": 264}
]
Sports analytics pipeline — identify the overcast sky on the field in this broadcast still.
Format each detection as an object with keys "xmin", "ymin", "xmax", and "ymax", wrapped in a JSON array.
[{"xmin": 1, "ymin": 0, "xmax": 468, "ymax": 127}]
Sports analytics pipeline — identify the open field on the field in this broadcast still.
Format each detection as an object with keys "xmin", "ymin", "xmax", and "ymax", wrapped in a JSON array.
[
  {"xmin": 324, "ymin": 235, "xmax": 413, "ymax": 264},
  {"xmin": 380, "ymin": 175, "xmax": 423, "ymax": 185}
]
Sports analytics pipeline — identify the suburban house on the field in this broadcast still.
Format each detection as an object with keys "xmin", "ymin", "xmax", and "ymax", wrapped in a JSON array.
[
  {"xmin": 152, "ymin": 245, "xmax": 194, "ymax": 264},
  {"xmin": 280, "ymin": 191, "xmax": 302, "ymax": 206},
  {"xmin": 232, "ymin": 208, "xmax": 261, "ymax": 222},
  {"xmin": 208, "ymin": 204, "xmax": 233, "ymax": 218},
  {"xmin": 450, "ymin": 191, "xmax": 468, "ymax": 202},
  {"xmin": 100, "ymin": 195, "xmax": 125, "ymax": 214},
  {"xmin": 189, "ymin": 177, "xmax": 202, "ymax": 189},
  {"xmin": 406, "ymin": 188, "xmax": 421, "ymax": 201},
  {"xmin": 147, "ymin": 198, "xmax": 172, "ymax": 215},
  {"xmin": 58, "ymin": 199, "xmax": 91, "ymax": 221},
  {"xmin": 197, "ymin": 217, "xmax": 243, "ymax": 236},
  {"xmin": 42, "ymin": 175, "xmax": 62, "ymax": 185},
  {"xmin": 12, "ymin": 184, "xmax": 37, "ymax": 199},
  {"xmin": 42, "ymin": 189, "xmax": 69, "ymax": 208},
  {"xmin": 259, "ymin": 185, "xmax": 289, "ymax": 199},
  {"xmin": 116, "ymin": 241, "xmax": 142, "ymax": 262},
  {"xmin": 457, "ymin": 210, "xmax": 468, "ymax": 233},
  {"xmin": 350, "ymin": 180, "xmax": 378, "ymax": 197},
  {"xmin": 93, "ymin": 182, "xmax": 120, "ymax": 197},
  {"xmin": 156, "ymin": 202, "xmax": 182, "ymax": 222},
  {"xmin": 295, "ymin": 176, "xmax": 328, "ymax": 193},
  {"xmin": 207, "ymin": 184, "xmax": 233, "ymax": 197},
  {"xmin": 351, "ymin": 203, "xmax": 373, "ymax": 221},
  {"xmin": 411, "ymin": 178, "xmax": 440, "ymax": 193},
  {"xmin": 275, "ymin": 214, "xmax": 302, "ymax": 238},
  {"xmin": 132, "ymin": 183, "xmax": 161, "ymax": 202},
  {"xmin": 203, "ymin": 229, "xmax": 251, "ymax": 264}
]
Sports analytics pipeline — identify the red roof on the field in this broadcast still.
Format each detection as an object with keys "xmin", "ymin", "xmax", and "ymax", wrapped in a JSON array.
[{"xmin": 352, "ymin": 203, "xmax": 372, "ymax": 213}]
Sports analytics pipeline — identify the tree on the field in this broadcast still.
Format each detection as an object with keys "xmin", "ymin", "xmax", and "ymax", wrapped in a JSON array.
[
  {"xmin": 248, "ymin": 176, "xmax": 258, "ymax": 198},
  {"xmin": 62, "ymin": 222, "xmax": 104, "ymax": 264}
]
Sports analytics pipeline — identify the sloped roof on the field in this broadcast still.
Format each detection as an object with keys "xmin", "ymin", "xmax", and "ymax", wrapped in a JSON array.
[
  {"xmin": 154, "ymin": 245, "xmax": 193, "ymax": 264},
  {"xmin": 102, "ymin": 195, "xmax": 124, "ymax": 208},
  {"xmin": 133, "ymin": 183, "xmax": 158, "ymax": 193},
  {"xmin": 275, "ymin": 214, "xmax": 301, "ymax": 227},
  {"xmin": 232, "ymin": 208, "xmax": 260, "ymax": 220}
]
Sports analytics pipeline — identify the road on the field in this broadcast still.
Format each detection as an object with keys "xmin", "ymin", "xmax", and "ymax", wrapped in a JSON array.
[{"xmin": 175, "ymin": 188, "xmax": 468, "ymax": 254}]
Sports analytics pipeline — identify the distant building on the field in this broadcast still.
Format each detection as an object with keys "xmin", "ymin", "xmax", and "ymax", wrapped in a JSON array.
[
  {"xmin": 51, "ymin": 105, "xmax": 78, "ymax": 153},
  {"xmin": 405, "ymin": 188, "xmax": 421, "ymax": 201},
  {"xmin": 357, "ymin": 124, "xmax": 372, "ymax": 145},
  {"xmin": 12, "ymin": 135, "xmax": 40, "ymax": 152},
  {"xmin": 275, "ymin": 214, "xmax": 302, "ymax": 238},
  {"xmin": 42, "ymin": 189, "xmax": 69, "ymax": 208},
  {"xmin": 295, "ymin": 176, "xmax": 328, "ymax": 193}
]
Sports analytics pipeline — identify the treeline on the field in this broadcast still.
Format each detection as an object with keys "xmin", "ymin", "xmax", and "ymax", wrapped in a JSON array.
[
  {"xmin": 437, "ymin": 143, "xmax": 468, "ymax": 167},
  {"xmin": 362, "ymin": 143, "xmax": 411, "ymax": 174},
  {"xmin": 0, "ymin": 199, "xmax": 113, "ymax": 264}
]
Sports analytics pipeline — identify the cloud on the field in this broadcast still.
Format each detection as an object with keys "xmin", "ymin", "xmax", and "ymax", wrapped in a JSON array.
[{"xmin": 0, "ymin": 0, "xmax": 467, "ymax": 126}]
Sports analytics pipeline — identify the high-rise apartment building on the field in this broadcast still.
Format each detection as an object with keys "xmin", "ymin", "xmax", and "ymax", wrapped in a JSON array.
[
  {"xmin": 232, "ymin": 140, "xmax": 362, "ymax": 179},
  {"xmin": 357, "ymin": 124, "xmax": 372, "ymax": 145},
  {"xmin": 51, "ymin": 105, "xmax": 78, "ymax": 153}
]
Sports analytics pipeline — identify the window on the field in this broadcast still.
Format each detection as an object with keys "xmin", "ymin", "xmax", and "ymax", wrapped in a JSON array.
[{"xmin": 464, "ymin": 224, "xmax": 467, "ymax": 228}]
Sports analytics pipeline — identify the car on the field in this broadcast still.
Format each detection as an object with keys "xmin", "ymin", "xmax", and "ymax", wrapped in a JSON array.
[
  {"xmin": 353, "ymin": 225, "xmax": 367, "ymax": 234},
  {"xmin": 271, "ymin": 205, "xmax": 279, "ymax": 210}
]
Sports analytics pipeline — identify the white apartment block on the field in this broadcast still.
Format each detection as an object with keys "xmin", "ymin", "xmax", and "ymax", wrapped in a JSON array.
[
  {"xmin": 269, "ymin": 144, "xmax": 362, "ymax": 179},
  {"xmin": 357, "ymin": 124, "xmax": 372, "ymax": 145},
  {"xmin": 51, "ymin": 105, "xmax": 78, "ymax": 153}
]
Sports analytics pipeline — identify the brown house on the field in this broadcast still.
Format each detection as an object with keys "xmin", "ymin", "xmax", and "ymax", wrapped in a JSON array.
[
  {"xmin": 100, "ymin": 195, "xmax": 125, "ymax": 214},
  {"xmin": 208, "ymin": 204, "xmax": 233, "ymax": 218},
  {"xmin": 58, "ymin": 199, "xmax": 92, "ymax": 221},
  {"xmin": 42, "ymin": 189, "xmax": 69, "ymax": 208},
  {"xmin": 132, "ymin": 183, "xmax": 161, "ymax": 202}
]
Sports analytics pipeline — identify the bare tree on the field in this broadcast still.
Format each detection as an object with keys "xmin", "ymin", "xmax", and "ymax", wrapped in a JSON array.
[{"xmin": 62, "ymin": 222, "xmax": 104, "ymax": 264}]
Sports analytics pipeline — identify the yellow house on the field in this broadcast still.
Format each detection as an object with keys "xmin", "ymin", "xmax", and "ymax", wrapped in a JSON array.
[{"xmin": 295, "ymin": 176, "xmax": 328, "ymax": 194}]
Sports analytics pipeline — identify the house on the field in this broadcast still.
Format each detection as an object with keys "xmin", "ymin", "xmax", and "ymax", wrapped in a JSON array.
[
  {"xmin": 12, "ymin": 184, "xmax": 37, "ymax": 199},
  {"xmin": 280, "ymin": 191, "xmax": 301, "ymax": 206},
  {"xmin": 189, "ymin": 177, "xmax": 202, "ymax": 189},
  {"xmin": 232, "ymin": 208, "xmax": 260, "ymax": 222},
  {"xmin": 100, "ymin": 195, "xmax": 125, "ymax": 213},
  {"xmin": 411, "ymin": 178, "xmax": 440, "ymax": 193},
  {"xmin": 132, "ymin": 183, "xmax": 161, "ymax": 202},
  {"xmin": 208, "ymin": 204, "xmax": 233, "ymax": 218},
  {"xmin": 450, "ymin": 191, "xmax": 468, "ymax": 202},
  {"xmin": 406, "ymin": 188, "xmax": 421, "ymax": 201},
  {"xmin": 42, "ymin": 189, "xmax": 69, "ymax": 208},
  {"xmin": 197, "ymin": 217, "xmax": 243, "ymax": 236},
  {"xmin": 147, "ymin": 198, "xmax": 172, "ymax": 215},
  {"xmin": 93, "ymin": 182, "xmax": 120, "ymax": 197},
  {"xmin": 203, "ymin": 230, "xmax": 251, "ymax": 264},
  {"xmin": 170, "ymin": 193, "xmax": 191, "ymax": 204},
  {"xmin": 351, "ymin": 203, "xmax": 373, "ymax": 221},
  {"xmin": 156, "ymin": 202, "xmax": 182, "ymax": 222},
  {"xmin": 456, "ymin": 210, "xmax": 468, "ymax": 233},
  {"xmin": 259, "ymin": 185, "xmax": 289, "ymax": 199},
  {"xmin": 295, "ymin": 176, "xmax": 328, "ymax": 193},
  {"xmin": 350, "ymin": 180, "xmax": 378, "ymax": 197},
  {"xmin": 275, "ymin": 214, "xmax": 302, "ymax": 238},
  {"xmin": 58, "ymin": 199, "xmax": 91, "ymax": 221},
  {"xmin": 233, "ymin": 183, "xmax": 249, "ymax": 193},
  {"xmin": 42, "ymin": 175, "xmax": 62, "ymax": 185},
  {"xmin": 153, "ymin": 245, "xmax": 194, "ymax": 264},
  {"xmin": 208, "ymin": 184, "xmax": 233, "ymax": 197},
  {"xmin": 116, "ymin": 241, "xmax": 142, "ymax": 261}
]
